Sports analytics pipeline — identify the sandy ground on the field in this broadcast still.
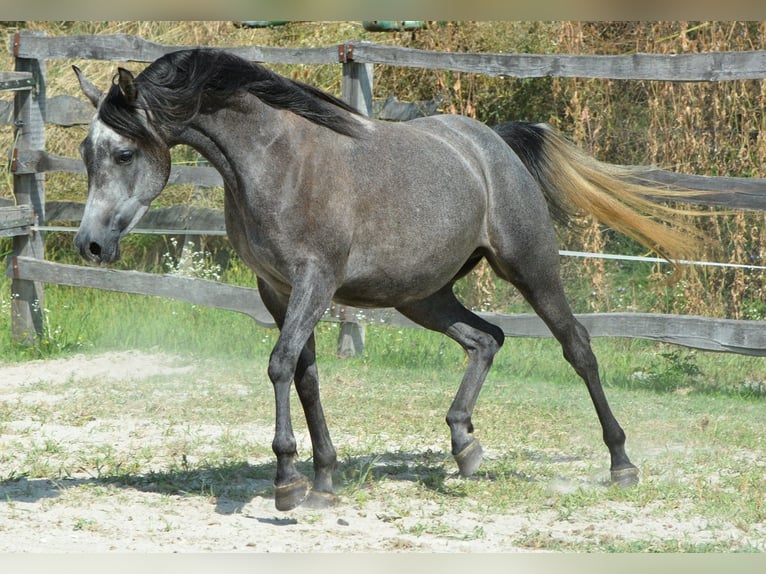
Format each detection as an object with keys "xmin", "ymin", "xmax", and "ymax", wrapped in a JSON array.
[{"xmin": 1, "ymin": 351, "xmax": 764, "ymax": 553}]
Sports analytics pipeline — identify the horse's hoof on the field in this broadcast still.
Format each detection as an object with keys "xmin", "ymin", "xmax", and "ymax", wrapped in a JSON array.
[
  {"xmin": 305, "ymin": 490, "xmax": 339, "ymax": 509},
  {"xmin": 274, "ymin": 475, "xmax": 310, "ymax": 511},
  {"xmin": 611, "ymin": 466, "xmax": 639, "ymax": 488},
  {"xmin": 454, "ymin": 438, "xmax": 483, "ymax": 477}
]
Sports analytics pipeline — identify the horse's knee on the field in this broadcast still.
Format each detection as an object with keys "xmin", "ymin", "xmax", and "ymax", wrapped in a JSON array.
[
  {"xmin": 268, "ymin": 346, "xmax": 297, "ymax": 386},
  {"xmin": 464, "ymin": 324, "xmax": 504, "ymax": 362}
]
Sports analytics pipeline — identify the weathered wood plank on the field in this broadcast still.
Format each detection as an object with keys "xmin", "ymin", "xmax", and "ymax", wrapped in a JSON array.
[
  {"xmin": 0, "ymin": 206, "xmax": 33, "ymax": 238},
  {"xmin": 7, "ymin": 256, "xmax": 276, "ymax": 327},
  {"xmin": 10, "ymin": 150, "xmax": 81, "ymax": 174},
  {"xmin": 2, "ymin": 95, "xmax": 93, "ymax": 127},
  {"xmin": 45, "ymin": 94, "xmax": 94, "ymax": 126},
  {"xmin": 351, "ymin": 42, "xmax": 766, "ymax": 81},
  {"xmin": 44, "ymin": 200, "xmax": 226, "ymax": 233},
  {"xmin": 12, "ymin": 150, "xmax": 224, "ymax": 188},
  {"xmin": 13, "ymin": 33, "xmax": 180, "ymax": 63},
  {"xmin": 0, "ymin": 226, "xmax": 31, "ymax": 238},
  {"xmin": 11, "ymin": 256, "xmax": 764, "ymax": 356},
  {"xmin": 12, "ymin": 33, "xmax": 339, "ymax": 65},
  {"xmin": 166, "ymin": 164, "xmax": 223, "ymax": 188},
  {"xmin": 480, "ymin": 312, "xmax": 766, "ymax": 356},
  {"xmin": 323, "ymin": 306, "xmax": 766, "ymax": 355},
  {"xmin": 0, "ymin": 71, "xmax": 33, "ymax": 91},
  {"xmin": 13, "ymin": 32, "xmax": 766, "ymax": 82},
  {"xmin": 38, "ymin": 200, "xmax": 83, "ymax": 223},
  {"xmin": 0, "ymin": 204, "xmax": 34, "ymax": 229},
  {"xmin": 14, "ymin": 149, "xmax": 766, "ymax": 211},
  {"xmin": 1, "ymin": 198, "xmax": 227, "ymax": 234}
]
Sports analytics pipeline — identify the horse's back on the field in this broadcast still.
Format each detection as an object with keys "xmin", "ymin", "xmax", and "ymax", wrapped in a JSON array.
[
  {"xmin": 404, "ymin": 114, "xmax": 552, "ymax": 220},
  {"xmin": 403, "ymin": 114, "xmax": 541, "ymax": 195}
]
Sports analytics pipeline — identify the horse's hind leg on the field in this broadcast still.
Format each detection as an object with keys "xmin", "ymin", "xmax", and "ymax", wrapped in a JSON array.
[
  {"xmin": 489, "ymin": 250, "xmax": 639, "ymax": 486},
  {"xmin": 397, "ymin": 286, "xmax": 505, "ymax": 477}
]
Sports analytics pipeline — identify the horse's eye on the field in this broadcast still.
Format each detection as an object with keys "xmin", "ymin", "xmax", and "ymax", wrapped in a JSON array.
[{"xmin": 115, "ymin": 150, "xmax": 134, "ymax": 164}]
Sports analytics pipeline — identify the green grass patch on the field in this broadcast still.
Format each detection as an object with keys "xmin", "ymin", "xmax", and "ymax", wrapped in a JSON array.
[{"xmin": 2, "ymin": 269, "xmax": 766, "ymax": 397}]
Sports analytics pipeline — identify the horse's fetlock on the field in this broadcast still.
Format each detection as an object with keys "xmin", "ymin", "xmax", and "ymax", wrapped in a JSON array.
[{"xmin": 272, "ymin": 435, "xmax": 297, "ymax": 458}]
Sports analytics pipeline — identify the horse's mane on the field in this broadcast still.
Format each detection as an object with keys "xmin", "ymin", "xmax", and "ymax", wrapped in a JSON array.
[{"xmin": 98, "ymin": 48, "xmax": 363, "ymax": 141}]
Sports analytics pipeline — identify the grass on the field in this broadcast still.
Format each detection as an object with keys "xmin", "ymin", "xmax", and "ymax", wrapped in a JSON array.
[{"xmin": 0, "ymin": 290, "xmax": 764, "ymax": 550}]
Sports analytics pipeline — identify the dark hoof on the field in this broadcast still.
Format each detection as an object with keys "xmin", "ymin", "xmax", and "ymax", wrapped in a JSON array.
[
  {"xmin": 274, "ymin": 475, "xmax": 310, "ymax": 511},
  {"xmin": 454, "ymin": 438, "xmax": 483, "ymax": 477},
  {"xmin": 305, "ymin": 490, "xmax": 340, "ymax": 509},
  {"xmin": 611, "ymin": 466, "xmax": 639, "ymax": 488}
]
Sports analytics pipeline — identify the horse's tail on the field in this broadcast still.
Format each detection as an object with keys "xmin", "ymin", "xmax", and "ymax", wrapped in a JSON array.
[{"xmin": 492, "ymin": 120, "xmax": 707, "ymax": 264}]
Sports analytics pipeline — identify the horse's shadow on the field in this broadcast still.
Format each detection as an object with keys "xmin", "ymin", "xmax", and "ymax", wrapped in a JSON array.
[{"xmin": 0, "ymin": 449, "xmax": 550, "ymax": 515}]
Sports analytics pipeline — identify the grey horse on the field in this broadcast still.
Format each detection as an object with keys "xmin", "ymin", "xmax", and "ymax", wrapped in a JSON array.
[{"xmin": 72, "ymin": 48, "xmax": 703, "ymax": 510}]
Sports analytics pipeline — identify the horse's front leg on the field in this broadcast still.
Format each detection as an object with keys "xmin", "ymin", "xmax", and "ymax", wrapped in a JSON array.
[{"xmin": 258, "ymin": 274, "xmax": 336, "ymax": 511}]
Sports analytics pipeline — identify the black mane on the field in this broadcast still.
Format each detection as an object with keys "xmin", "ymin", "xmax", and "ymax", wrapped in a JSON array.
[{"xmin": 99, "ymin": 48, "xmax": 363, "ymax": 141}]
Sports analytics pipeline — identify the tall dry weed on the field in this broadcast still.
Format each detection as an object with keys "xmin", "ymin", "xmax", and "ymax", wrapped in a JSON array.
[{"xmin": 547, "ymin": 22, "xmax": 766, "ymax": 319}]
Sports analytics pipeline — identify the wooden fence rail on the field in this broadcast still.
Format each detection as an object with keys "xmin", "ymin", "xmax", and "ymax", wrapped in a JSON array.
[
  {"xmin": 12, "ymin": 33, "xmax": 766, "ymax": 81},
  {"xmin": 4, "ymin": 30, "xmax": 766, "ymax": 356},
  {"xmin": 8, "ymin": 255, "xmax": 766, "ymax": 356}
]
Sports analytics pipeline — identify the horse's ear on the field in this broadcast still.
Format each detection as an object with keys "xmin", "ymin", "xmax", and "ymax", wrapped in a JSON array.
[
  {"xmin": 72, "ymin": 65, "xmax": 103, "ymax": 108},
  {"xmin": 117, "ymin": 67, "xmax": 138, "ymax": 105}
]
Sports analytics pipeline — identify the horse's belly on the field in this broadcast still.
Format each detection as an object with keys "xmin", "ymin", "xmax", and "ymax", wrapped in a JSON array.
[
  {"xmin": 335, "ymin": 250, "xmax": 477, "ymax": 308},
  {"xmin": 333, "ymin": 279, "xmax": 443, "ymax": 308}
]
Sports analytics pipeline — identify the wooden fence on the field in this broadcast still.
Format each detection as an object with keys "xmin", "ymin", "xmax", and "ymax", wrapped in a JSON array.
[{"xmin": 3, "ymin": 31, "xmax": 766, "ymax": 356}]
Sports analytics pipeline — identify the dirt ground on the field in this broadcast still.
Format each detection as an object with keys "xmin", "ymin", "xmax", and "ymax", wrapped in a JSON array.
[{"xmin": 1, "ymin": 351, "xmax": 764, "ymax": 553}]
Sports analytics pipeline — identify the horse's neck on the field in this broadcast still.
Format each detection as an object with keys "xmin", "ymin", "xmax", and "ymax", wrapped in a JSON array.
[
  {"xmin": 174, "ymin": 100, "xmax": 339, "ymax": 197},
  {"xmin": 174, "ymin": 126, "xmax": 236, "ymax": 185},
  {"xmin": 173, "ymin": 101, "xmax": 292, "ymax": 187}
]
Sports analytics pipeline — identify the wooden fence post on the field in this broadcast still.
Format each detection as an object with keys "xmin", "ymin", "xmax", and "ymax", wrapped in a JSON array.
[
  {"xmin": 10, "ymin": 31, "xmax": 46, "ymax": 343},
  {"xmin": 337, "ymin": 43, "xmax": 373, "ymax": 357},
  {"xmin": 340, "ymin": 42, "xmax": 373, "ymax": 116}
]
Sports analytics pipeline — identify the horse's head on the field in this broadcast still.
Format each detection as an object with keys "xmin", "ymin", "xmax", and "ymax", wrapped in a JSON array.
[{"xmin": 72, "ymin": 66, "xmax": 171, "ymax": 264}]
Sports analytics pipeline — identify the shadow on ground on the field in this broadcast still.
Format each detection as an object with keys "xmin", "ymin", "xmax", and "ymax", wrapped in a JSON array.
[{"xmin": 0, "ymin": 448, "xmax": 582, "ymax": 515}]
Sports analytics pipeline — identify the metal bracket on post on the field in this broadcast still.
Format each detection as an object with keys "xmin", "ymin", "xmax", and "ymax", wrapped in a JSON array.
[
  {"xmin": 12, "ymin": 32, "xmax": 21, "ymax": 57},
  {"xmin": 338, "ymin": 42, "xmax": 354, "ymax": 63}
]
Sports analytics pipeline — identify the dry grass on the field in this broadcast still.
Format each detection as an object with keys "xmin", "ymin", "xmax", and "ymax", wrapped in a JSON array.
[{"xmin": 550, "ymin": 22, "xmax": 766, "ymax": 319}]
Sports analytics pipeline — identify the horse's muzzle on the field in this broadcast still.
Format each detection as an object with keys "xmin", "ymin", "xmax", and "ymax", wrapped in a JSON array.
[{"xmin": 74, "ymin": 231, "xmax": 120, "ymax": 264}]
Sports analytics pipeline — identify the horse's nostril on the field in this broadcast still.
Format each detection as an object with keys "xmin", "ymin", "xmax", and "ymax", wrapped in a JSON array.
[{"xmin": 89, "ymin": 242, "xmax": 102, "ymax": 257}]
